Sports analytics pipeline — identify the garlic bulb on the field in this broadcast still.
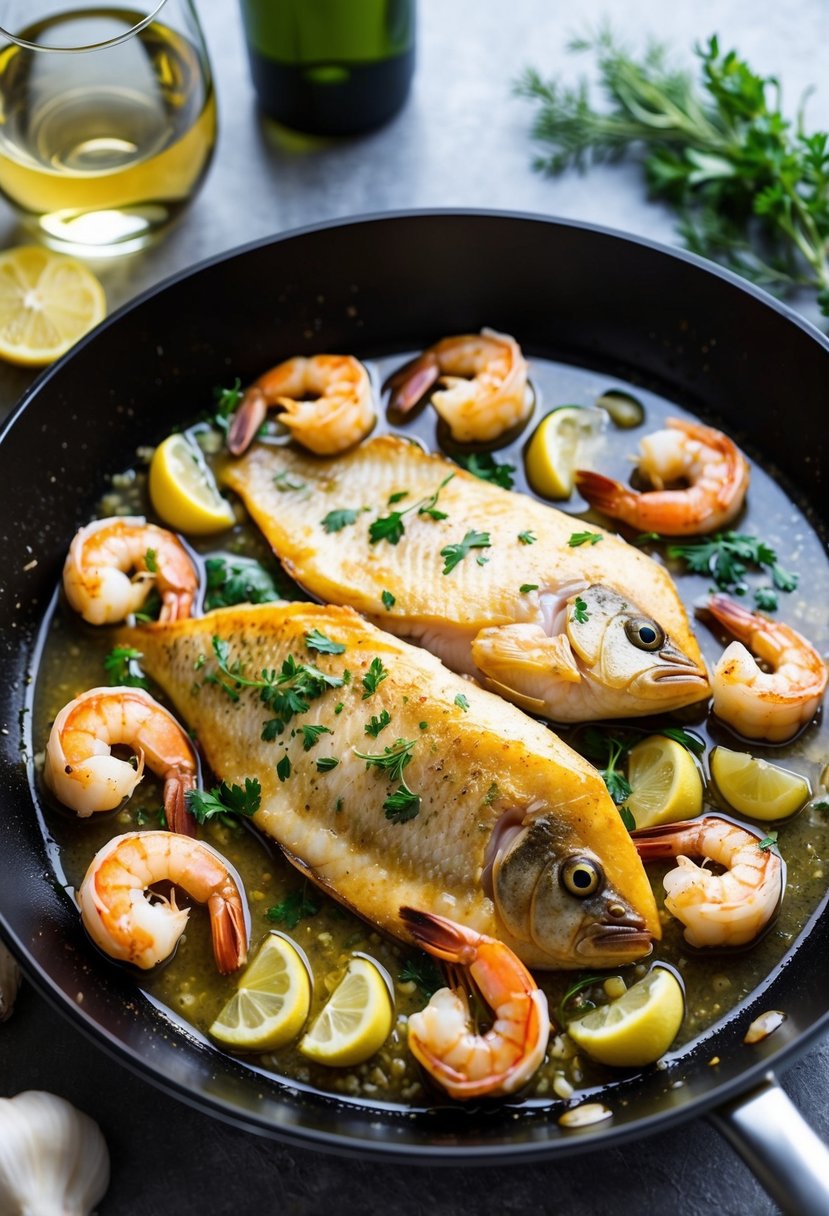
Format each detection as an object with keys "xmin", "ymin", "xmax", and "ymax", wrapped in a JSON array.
[
  {"xmin": 0, "ymin": 1091, "xmax": 109, "ymax": 1215},
  {"xmin": 0, "ymin": 940, "xmax": 21, "ymax": 1021}
]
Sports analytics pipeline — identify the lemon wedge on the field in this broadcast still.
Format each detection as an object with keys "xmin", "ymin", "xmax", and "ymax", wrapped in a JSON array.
[
  {"xmin": 0, "ymin": 245, "xmax": 106, "ymax": 366},
  {"xmin": 149, "ymin": 432, "xmax": 235, "ymax": 534},
  {"xmin": 299, "ymin": 956, "xmax": 393, "ymax": 1067},
  {"xmin": 626, "ymin": 735, "xmax": 704, "ymax": 829},
  {"xmin": 209, "ymin": 932, "xmax": 311, "ymax": 1051},
  {"xmin": 525, "ymin": 406, "xmax": 606, "ymax": 500},
  {"xmin": 567, "ymin": 967, "xmax": 685, "ymax": 1068},
  {"xmin": 710, "ymin": 746, "xmax": 810, "ymax": 821}
]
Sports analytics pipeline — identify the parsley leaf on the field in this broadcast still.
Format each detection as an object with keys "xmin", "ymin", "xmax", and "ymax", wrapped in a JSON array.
[
  {"xmin": 399, "ymin": 952, "xmax": 443, "ymax": 1000},
  {"xmin": 213, "ymin": 378, "xmax": 243, "ymax": 430},
  {"xmin": 381, "ymin": 589, "xmax": 396, "ymax": 610},
  {"xmin": 520, "ymin": 583, "xmax": 539, "ymax": 593},
  {"xmin": 354, "ymin": 737, "xmax": 415, "ymax": 782},
  {"xmin": 665, "ymin": 532, "xmax": 798, "ymax": 604},
  {"xmin": 754, "ymin": 587, "xmax": 778, "ymax": 611},
  {"xmin": 103, "ymin": 645, "xmax": 148, "ymax": 689},
  {"xmin": 758, "ymin": 830, "xmax": 779, "ymax": 853},
  {"xmin": 144, "ymin": 547, "xmax": 158, "ymax": 573},
  {"xmin": 204, "ymin": 554, "xmax": 281, "ymax": 611},
  {"xmin": 305, "ymin": 628, "xmax": 346, "ymax": 655},
  {"xmin": 388, "ymin": 490, "xmax": 409, "ymax": 505},
  {"xmin": 441, "ymin": 529, "xmax": 491, "ymax": 574},
  {"xmin": 454, "ymin": 693, "xmax": 470, "ymax": 712},
  {"xmin": 209, "ymin": 637, "xmax": 343, "ymax": 729},
  {"xmin": 572, "ymin": 595, "xmax": 590, "ymax": 623},
  {"xmin": 277, "ymin": 754, "xmax": 292, "ymax": 782},
  {"xmin": 365, "ymin": 709, "xmax": 392, "ymax": 738},
  {"xmin": 383, "ymin": 780, "xmax": 421, "ymax": 823},
  {"xmin": 658, "ymin": 726, "xmax": 706, "ymax": 757},
  {"xmin": 619, "ymin": 805, "xmax": 636, "ymax": 831},
  {"xmin": 518, "ymin": 530, "xmax": 537, "ymax": 544},
  {"xmin": 369, "ymin": 475, "xmax": 454, "ymax": 545},
  {"xmin": 577, "ymin": 728, "xmax": 633, "ymax": 805},
  {"xmin": 453, "ymin": 451, "xmax": 516, "ymax": 490},
  {"xmin": 322, "ymin": 508, "xmax": 360, "ymax": 533},
  {"xmin": 361, "ymin": 657, "xmax": 388, "ymax": 699},
  {"xmin": 186, "ymin": 777, "xmax": 261, "ymax": 824},
  {"xmin": 273, "ymin": 470, "xmax": 307, "ymax": 492},
  {"xmin": 300, "ymin": 723, "xmax": 333, "ymax": 750},
  {"xmin": 266, "ymin": 887, "xmax": 321, "ymax": 929},
  {"xmin": 316, "ymin": 756, "xmax": 339, "ymax": 772},
  {"xmin": 568, "ymin": 531, "xmax": 603, "ymax": 547}
]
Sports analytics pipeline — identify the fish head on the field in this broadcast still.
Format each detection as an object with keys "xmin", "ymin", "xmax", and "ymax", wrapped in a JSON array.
[
  {"xmin": 565, "ymin": 584, "xmax": 709, "ymax": 713},
  {"xmin": 488, "ymin": 812, "xmax": 658, "ymax": 968}
]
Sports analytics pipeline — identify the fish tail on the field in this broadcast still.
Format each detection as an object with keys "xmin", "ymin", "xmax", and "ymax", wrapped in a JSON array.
[
  {"xmin": 575, "ymin": 469, "xmax": 629, "ymax": 514},
  {"xmin": 399, "ymin": 906, "xmax": 478, "ymax": 964}
]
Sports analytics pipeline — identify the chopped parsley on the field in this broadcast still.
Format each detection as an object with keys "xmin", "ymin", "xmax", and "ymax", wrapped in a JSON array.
[
  {"xmin": 273, "ymin": 470, "xmax": 307, "ymax": 492},
  {"xmin": 204, "ymin": 554, "xmax": 281, "ymax": 610},
  {"xmin": 654, "ymin": 531, "xmax": 798, "ymax": 605},
  {"xmin": 369, "ymin": 474, "xmax": 454, "ymax": 546},
  {"xmin": 758, "ymin": 831, "xmax": 779, "ymax": 853},
  {"xmin": 365, "ymin": 709, "xmax": 392, "ymax": 738},
  {"xmin": 266, "ymin": 887, "xmax": 320, "ymax": 929},
  {"xmin": 381, "ymin": 589, "xmax": 396, "ymax": 610},
  {"xmin": 383, "ymin": 781, "xmax": 421, "ymax": 823},
  {"xmin": 103, "ymin": 645, "xmax": 148, "ymax": 689},
  {"xmin": 520, "ymin": 583, "xmax": 539, "ymax": 593},
  {"xmin": 454, "ymin": 693, "xmax": 470, "ymax": 712},
  {"xmin": 144, "ymin": 547, "xmax": 158, "ymax": 573},
  {"xmin": 453, "ymin": 451, "xmax": 515, "ymax": 490},
  {"xmin": 518, "ymin": 530, "xmax": 537, "ymax": 544},
  {"xmin": 208, "ymin": 636, "xmax": 343, "ymax": 734},
  {"xmin": 361, "ymin": 656, "xmax": 388, "ymax": 699},
  {"xmin": 212, "ymin": 378, "xmax": 243, "ymax": 430},
  {"xmin": 305, "ymin": 628, "xmax": 346, "ymax": 655},
  {"xmin": 568, "ymin": 531, "xmax": 603, "ymax": 547},
  {"xmin": 322, "ymin": 508, "xmax": 360, "ymax": 533},
  {"xmin": 354, "ymin": 737, "xmax": 415, "ymax": 782},
  {"xmin": 399, "ymin": 952, "xmax": 443, "ymax": 999},
  {"xmin": 577, "ymin": 727, "xmax": 633, "ymax": 806},
  {"xmin": 388, "ymin": 490, "xmax": 409, "ymax": 504},
  {"xmin": 276, "ymin": 754, "xmax": 292, "ymax": 782},
  {"xmin": 571, "ymin": 595, "xmax": 590, "ymax": 623},
  {"xmin": 300, "ymin": 723, "xmax": 333, "ymax": 750},
  {"xmin": 754, "ymin": 587, "xmax": 779, "ymax": 612},
  {"xmin": 186, "ymin": 777, "xmax": 261, "ymax": 825},
  {"xmin": 316, "ymin": 756, "xmax": 339, "ymax": 772},
  {"xmin": 440, "ymin": 529, "xmax": 491, "ymax": 574}
]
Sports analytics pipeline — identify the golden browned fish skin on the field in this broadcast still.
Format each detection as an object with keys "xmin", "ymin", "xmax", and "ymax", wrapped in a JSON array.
[
  {"xmin": 221, "ymin": 436, "xmax": 709, "ymax": 721},
  {"xmin": 123, "ymin": 603, "xmax": 659, "ymax": 968}
]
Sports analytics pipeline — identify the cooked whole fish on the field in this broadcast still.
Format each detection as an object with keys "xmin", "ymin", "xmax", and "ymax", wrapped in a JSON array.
[
  {"xmin": 123, "ymin": 603, "xmax": 659, "ymax": 968},
  {"xmin": 221, "ymin": 436, "xmax": 709, "ymax": 722}
]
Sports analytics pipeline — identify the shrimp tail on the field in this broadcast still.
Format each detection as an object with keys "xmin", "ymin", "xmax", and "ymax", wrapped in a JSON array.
[
  {"xmin": 163, "ymin": 769, "xmax": 197, "ymax": 837},
  {"xmin": 574, "ymin": 469, "xmax": 628, "ymax": 516},
  {"xmin": 384, "ymin": 355, "xmax": 440, "ymax": 415},
  {"xmin": 632, "ymin": 819, "xmax": 697, "ymax": 861},
  {"xmin": 208, "ymin": 891, "xmax": 248, "ymax": 974},
  {"xmin": 706, "ymin": 593, "xmax": 761, "ymax": 639},
  {"xmin": 399, "ymin": 906, "xmax": 477, "ymax": 965},
  {"xmin": 227, "ymin": 386, "xmax": 268, "ymax": 456}
]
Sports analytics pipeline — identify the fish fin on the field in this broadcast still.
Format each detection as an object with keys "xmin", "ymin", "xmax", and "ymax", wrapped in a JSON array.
[{"xmin": 472, "ymin": 623, "xmax": 582, "ymax": 700}]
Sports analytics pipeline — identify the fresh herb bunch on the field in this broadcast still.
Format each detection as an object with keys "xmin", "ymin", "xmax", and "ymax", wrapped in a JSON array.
[{"xmin": 517, "ymin": 28, "xmax": 829, "ymax": 313}]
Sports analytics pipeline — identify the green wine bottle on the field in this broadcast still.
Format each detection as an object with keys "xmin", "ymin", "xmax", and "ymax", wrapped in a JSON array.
[{"xmin": 239, "ymin": 0, "xmax": 415, "ymax": 136}]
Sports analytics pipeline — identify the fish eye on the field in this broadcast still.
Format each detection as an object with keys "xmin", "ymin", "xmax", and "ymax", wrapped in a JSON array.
[
  {"xmin": 561, "ymin": 857, "xmax": 603, "ymax": 898},
  {"xmin": 624, "ymin": 616, "xmax": 665, "ymax": 651}
]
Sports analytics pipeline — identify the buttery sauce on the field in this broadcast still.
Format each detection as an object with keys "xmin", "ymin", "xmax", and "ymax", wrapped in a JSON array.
[{"xmin": 31, "ymin": 349, "xmax": 829, "ymax": 1109}]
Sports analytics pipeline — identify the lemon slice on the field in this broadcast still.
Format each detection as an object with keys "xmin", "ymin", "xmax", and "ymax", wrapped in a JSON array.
[
  {"xmin": 0, "ymin": 245, "xmax": 106, "ymax": 366},
  {"xmin": 209, "ymin": 932, "xmax": 311, "ymax": 1051},
  {"xmin": 567, "ymin": 967, "xmax": 685, "ymax": 1068},
  {"xmin": 299, "ymin": 956, "xmax": 393, "ymax": 1067},
  {"xmin": 525, "ymin": 406, "xmax": 606, "ymax": 500},
  {"xmin": 149, "ymin": 432, "xmax": 235, "ymax": 534},
  {"xmin": 626, "ymin": 735, "xmax": 704, "ymax": 829},
  {"xmin": 710, "ymin": 746, "xmax": 810, "ymax": 821}
]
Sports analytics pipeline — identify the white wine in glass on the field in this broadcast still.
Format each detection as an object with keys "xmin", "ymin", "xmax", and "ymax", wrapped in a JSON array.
[{"xmin": 0, "ymin": 1, "xmax": 216, "ymax": 255}]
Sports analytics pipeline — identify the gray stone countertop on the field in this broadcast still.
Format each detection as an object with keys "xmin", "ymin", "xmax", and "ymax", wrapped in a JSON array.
[{"xmin": 2, "ymin": 1, "xmax": 828, "ymax": 1212}]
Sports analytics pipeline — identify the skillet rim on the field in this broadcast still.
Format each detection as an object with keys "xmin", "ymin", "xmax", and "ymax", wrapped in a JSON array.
[{"xmin": 1, "ymin": 207, "xmax": 828, "ymax": 1160}]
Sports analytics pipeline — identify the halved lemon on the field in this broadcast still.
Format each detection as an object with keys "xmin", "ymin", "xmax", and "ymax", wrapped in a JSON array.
[
  {"xmin": 209, "ymin": 932, "xmax": 311, "ymax": 1051},
  {"xmin": 710, "ymin": 746, "xmax": 810, "ymax": 822},
  {"xmin": 299, "ymin": 956, "xmax": 393, "ymax": 1067},
  {"xmin": 625, "ymin": 735, "xmax": 704, "ymax": 829},
  {"xmin": 149, "ymin": 432, "xmax": 235, "ymax": 534},
  {"xmin": 566, "ymin": 966, "xmax": 685, "ymax": 1068},
  {"xmin": 0, "ymin": 246, "xmax": 106, "ymax": 366},
  {"xmin": 525, "ymin": 406, "xmax": 606, "ymax": 500}
]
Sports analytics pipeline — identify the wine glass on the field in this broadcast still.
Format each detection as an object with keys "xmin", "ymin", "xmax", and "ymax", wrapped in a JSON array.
[{"xmin": 0, "ymin": 0, "xmax": 217, "ymax": 256}]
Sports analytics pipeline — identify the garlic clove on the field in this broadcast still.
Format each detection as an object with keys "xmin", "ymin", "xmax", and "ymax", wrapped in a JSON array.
[
  {"xmin": 0, "ymin": 1091, "xmax": 109, "ymax": 1216},
  {"xmin": 0, "ymin": 940, "xmax": 21, "ymax": 1022}
]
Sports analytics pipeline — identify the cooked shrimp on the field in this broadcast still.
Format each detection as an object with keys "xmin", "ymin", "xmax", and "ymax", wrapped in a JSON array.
[
  {"xmin": 400, "ymin": 906, "xmax": 549, "ymax": 1099},
  {"xmin": 78, "ymin": 831, "xmax": 248, "ymax": 973},
  {"xmin": 706, "ymin": 594, "xmax": 827, "ymax": 742},
  {"xmin": 576, "ymin": 418, "xmax": 750, "ymax": 536},
  {"xmin": 63, "ymin": 516, "xmax": 198, "ymax": 625},
  {"xmin": 44, "ymin": 686, "xmax": 198, "ymax": 835},
  {"xmin": 227, "ymin": 354, "xmax": 374, "ymax": 456},
  {"xmin": 634, "ymin": 816, "xmax": 783, "ymax": 948},
  {"xmin": 385, "ymin": 328, "xmax": 531, "ymax": 443}
]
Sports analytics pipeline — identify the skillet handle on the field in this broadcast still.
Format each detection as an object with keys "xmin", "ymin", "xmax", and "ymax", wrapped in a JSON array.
[{"xmin": 709, "ymin": 1073, "xmax": 829, "ymax": 1216}]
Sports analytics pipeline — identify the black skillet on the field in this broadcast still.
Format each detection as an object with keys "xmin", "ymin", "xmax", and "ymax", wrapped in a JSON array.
[{"xmin": 1, "ymin": 212, "xmax": 828, "ymax": 1213}]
